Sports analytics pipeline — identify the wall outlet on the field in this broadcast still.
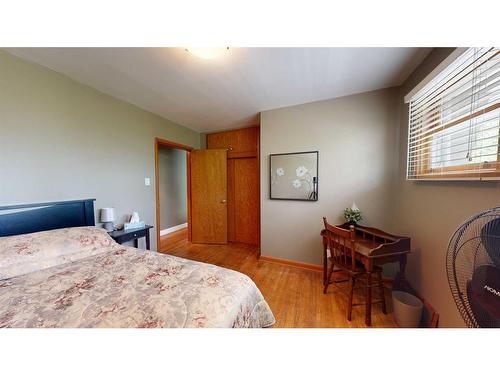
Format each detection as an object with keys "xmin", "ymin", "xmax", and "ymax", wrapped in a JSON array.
[{"xmin": 145, "ymin": 177, "xmax": 150, "ymax": 186}]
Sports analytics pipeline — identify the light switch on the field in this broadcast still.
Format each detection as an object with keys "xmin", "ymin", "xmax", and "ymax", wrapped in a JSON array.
[{"xmin": 145, "ymin": 177, "xmax": 151, "ymax": 186}]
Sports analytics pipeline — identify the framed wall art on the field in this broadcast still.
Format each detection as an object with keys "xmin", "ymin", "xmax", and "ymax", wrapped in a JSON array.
[{"xmin": 269, "ymin": 151, "xmax": 318, "ymax": 201}]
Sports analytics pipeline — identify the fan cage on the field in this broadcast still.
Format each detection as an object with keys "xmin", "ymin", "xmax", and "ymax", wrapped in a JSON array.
[{"xmin": 446, "ymin": 207, "xmax": 500, "ymax": 328}]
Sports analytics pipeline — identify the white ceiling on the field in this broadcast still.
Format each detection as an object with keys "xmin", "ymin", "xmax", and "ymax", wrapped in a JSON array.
[{"xmin": 6, "ymin": 48, "xmax": 431, "ymax": 132}]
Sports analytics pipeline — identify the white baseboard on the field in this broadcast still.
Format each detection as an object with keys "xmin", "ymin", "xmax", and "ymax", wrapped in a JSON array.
[{"xmin": 160, "ymin": 223, "xmax": 187, "ymax": 236}]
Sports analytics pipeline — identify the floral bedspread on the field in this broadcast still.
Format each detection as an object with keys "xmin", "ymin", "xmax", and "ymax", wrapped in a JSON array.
[{"xmin": 0, "ymin": 227, "xmax": 275, "ymax": 328}]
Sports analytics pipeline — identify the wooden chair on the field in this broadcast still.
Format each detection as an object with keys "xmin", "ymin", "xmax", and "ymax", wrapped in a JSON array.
[{"xmin": 322, "ymin": 217, "xmax": 387, "ymax": 323}]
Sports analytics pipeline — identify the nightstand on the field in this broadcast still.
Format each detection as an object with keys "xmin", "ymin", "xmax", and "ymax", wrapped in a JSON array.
[{"xmin": 108, "ymin": 225, "xmax": 153, "ymax": 250}]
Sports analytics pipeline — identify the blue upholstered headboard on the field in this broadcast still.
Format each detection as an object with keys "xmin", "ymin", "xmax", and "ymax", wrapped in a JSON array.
[{"xmin": 0, "ymin": 199, "xmax": 96, "ymax": 237}]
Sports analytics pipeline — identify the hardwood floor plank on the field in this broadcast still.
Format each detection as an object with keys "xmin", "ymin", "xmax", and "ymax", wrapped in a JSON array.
[{"xmin": 159, "ymin": 228, "xmax": 396, "ymax": 328}]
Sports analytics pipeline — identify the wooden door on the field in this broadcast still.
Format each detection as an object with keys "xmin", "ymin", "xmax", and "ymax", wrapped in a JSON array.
[
  {"xmin": 227, "ymin": 158, "xmax": 259, "ymax": 244},
  {"xmin": 233, "ymin": 158, "xmax": 259, "ymax": 244},
  {"xmin": 207, "ymin": 127, "xmax": 260, "ymax": 246},
  {"xmin": 190, "ymin": 149, "xmax": 228, "ymax": 244},
  {"xmin": 227, "ymin": 159, "xmax": 236, "ymax": 241}
]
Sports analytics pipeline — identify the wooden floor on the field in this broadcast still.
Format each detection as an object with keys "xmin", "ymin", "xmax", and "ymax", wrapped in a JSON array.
[{"xmin": 159, "ymin": 228, "xmax": 397, "ymax": 328}]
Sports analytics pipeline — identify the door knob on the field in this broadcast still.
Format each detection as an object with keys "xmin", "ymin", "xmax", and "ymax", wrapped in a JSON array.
[{"xmin": 221, "ymin": 199, "xmax": 227, "ymax": 203}]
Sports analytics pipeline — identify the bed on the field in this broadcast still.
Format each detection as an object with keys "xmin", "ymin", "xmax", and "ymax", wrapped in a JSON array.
[{"xmin": 0, "ymin": 200, "xmax": 275, "ymax": 328}]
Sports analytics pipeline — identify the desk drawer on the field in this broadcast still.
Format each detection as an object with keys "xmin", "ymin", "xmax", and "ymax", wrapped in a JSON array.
[{"xmin": 115, "ymin": 229, "xmax": 146, "ymax": 244}]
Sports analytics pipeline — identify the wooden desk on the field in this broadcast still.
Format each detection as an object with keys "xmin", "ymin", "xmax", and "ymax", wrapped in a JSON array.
[{"xmin": 321, "ymin": 224, "xmax": 410, "ymax": 325}]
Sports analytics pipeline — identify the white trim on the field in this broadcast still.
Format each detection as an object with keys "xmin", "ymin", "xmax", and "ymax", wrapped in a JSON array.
[
  {"xmin": 404, "ymin": 48, "xmax": 468, "ymax": 103},
  {"xmin": 159, "ymin": 222, "xmax": 187, "ymax": 236}
]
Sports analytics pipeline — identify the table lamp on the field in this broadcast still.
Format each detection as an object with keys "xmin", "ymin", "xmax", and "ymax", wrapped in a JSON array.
[{"xmin": 100, "ymin": 207, "xmax": 115, "ymax": 232}]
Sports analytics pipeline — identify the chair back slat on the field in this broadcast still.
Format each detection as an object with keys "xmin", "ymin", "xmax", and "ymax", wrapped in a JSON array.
[{"xmin": 323, "ymin": 217, "xmax": 356, "ymax": 270}]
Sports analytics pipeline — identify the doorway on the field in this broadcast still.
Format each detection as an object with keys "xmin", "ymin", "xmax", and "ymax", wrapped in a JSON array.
[
  {"xmin": 155, "ymin": 136, "xmax": 254, "ymax": 251},
  {"xmin": 154, "ymin": 138, "xmax": 193, "ymax": 251}
]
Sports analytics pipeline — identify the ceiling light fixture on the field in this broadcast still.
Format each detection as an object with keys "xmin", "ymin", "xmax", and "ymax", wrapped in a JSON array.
[{"xmin": 185, "ymin": 47, "xmax": 229, "ymax": 59}]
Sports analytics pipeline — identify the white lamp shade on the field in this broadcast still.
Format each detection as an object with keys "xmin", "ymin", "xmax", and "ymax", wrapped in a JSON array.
[{"xmin": 100, "ymin": 207, "xmax": 115, "ymax": 222}]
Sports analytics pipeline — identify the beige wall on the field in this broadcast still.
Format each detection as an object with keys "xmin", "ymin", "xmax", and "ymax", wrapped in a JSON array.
[
  {"xmin": 199, "ymin": 133, "xmax": 207, "ymax": 149},
  {"xmin": 394, "ymin": 48, "xmax": 500, "ymax": 327},
  {"xmin": 158, "ymin": 146, "xmax": 187, "ymax": 230},
  {"xmin": 0, "ymin": 50, "xmax": 201, "ymax": 249},
  {"xmin": 260, "ymin": 88, "xmax": 401, "ymax": 265}
]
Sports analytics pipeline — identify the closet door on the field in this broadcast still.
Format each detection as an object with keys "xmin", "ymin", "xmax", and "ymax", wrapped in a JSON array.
[
  {"xmin": 206, "ymin": 126, "xmax": 260, "ymax": 246},
  {"xmin": 190, "ymin": 149, "xmax": 228, "ymax": 244},
  {"xmin": 233, "ymin": 158, "xmax": 259, "ymax": 245},
  {"xmin": 227, "ymin": 159, "xmax": 236, "ymax": 241}
]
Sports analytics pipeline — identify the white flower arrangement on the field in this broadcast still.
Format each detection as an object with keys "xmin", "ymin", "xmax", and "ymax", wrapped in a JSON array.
[{"xmin": 343, "ymin": 202, "xmax": 362, "ymax": 224}]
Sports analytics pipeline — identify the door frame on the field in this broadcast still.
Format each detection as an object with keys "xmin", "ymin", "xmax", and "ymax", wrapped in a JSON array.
[{"xmin": 154, "ymin": 137, "xmax": 194, "ymax": 250}]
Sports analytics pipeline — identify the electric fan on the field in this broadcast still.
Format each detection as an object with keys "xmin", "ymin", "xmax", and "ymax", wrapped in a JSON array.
[{"xmin": 446, "ymin": 207, "xmax": 500, "ymax": 327}]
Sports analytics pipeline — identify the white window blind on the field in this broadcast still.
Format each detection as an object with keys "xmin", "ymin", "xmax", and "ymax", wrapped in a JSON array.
[{"xmin": 407, "ymin": 47, "xmax": 500, "ymax": 180}]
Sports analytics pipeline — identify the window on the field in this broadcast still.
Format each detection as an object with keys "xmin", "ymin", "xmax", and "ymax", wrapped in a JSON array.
[{"xmin": 406, "ymin": 47, "xmax": 500, "ymax": 180}]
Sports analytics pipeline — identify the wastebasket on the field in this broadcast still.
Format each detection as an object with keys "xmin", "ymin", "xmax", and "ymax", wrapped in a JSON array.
[{"xmin": 391, "ymin": 290, "xmax": 423, "ymax": 328}]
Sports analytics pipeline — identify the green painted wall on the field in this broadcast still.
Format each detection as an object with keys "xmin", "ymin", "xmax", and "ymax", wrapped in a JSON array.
[
  {"xmin": 158, "ymin": 145, "xmax": 187, "ymax": 230},
  {"xmin": 0, "ymin": 50, "xmax": 201, "ymax": 250}
]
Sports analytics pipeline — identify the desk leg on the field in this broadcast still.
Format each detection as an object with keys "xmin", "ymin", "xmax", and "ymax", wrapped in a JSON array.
[
  {"xmin": 400, "ymin": 254, "xmax": 407, "ymax": 279},
  {"xmin": 133, "ymin": 239, "xmax": 138, "ymax": 248},
  {"xmin": 323, "ymin": 239, "xmax": 328, "ymax": 286},
  {"xmin": 394, "ymin": 254, "xmax": 408, "ymax": 290},
  {"xmin": 146, "ymin": 231, "xmax": 151, "ymax": 250},
  {"xmin": 365, "ymin": 271, "xmax": 372, "ymax": 326}
]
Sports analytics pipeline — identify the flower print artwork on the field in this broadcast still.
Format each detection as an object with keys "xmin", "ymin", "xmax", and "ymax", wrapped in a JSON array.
[
  {"xmin": 295, "ymin": 166, "xmax": 308, "ymax": 177},
  {"xmin": 292, "ymin": 165, "xmax": 314, "ymax": 192},
  {"xmin": 270, "ymin": 151, "xmax": 318, "ymax": 201}
]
